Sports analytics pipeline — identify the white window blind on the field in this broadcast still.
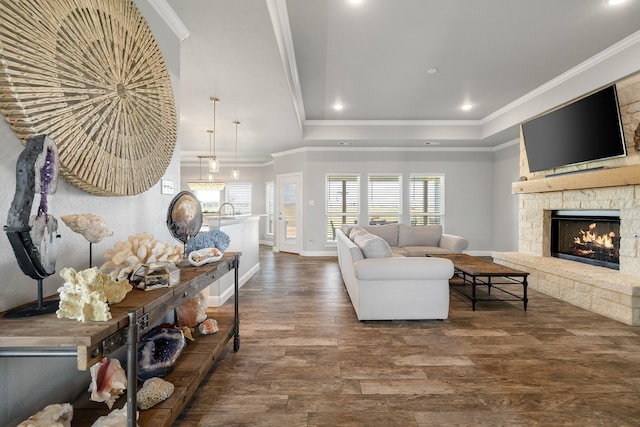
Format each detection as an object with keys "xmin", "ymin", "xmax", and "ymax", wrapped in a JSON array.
[
  {"xmin": 226, "ymin": 183, "xmax": 252, "ymax": 215},
  {"xmin": 368, "ymin": 174, "xmax": 401, "ymax": 224},
  {"xmin": 325, "ymin": 174, "xmax": 359, "ymax": 241},
  {"xmin": 265, "ymin": 182, "xmax": 274, "ymax": 235},
  {"xmin": 409, "ymin": 174, "xmax": 444, "ymax": 226}
]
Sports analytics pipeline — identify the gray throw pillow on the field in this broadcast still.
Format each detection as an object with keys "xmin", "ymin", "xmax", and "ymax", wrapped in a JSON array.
[{"xmin": 353, "ymin": 232, "xmax": 392, "ymax": 258}]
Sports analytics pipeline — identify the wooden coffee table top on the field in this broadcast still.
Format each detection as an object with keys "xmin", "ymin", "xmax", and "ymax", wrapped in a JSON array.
[{"xmin": 430, "ymin": 254, "xmax": 529, "ymax": 277}]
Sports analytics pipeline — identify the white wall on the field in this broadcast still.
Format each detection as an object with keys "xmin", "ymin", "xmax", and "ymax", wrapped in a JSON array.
[
  {"xmin": 272, "ymin": 148, "xmax": 500, "ymax": 254},
  {"xmin": 0, "ymin": 1, "xmax": 181, "ymax": 424}
]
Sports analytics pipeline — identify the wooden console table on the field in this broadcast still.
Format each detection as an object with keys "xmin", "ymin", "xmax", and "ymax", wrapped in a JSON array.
[{"xmin": 0, "ymin": 252, "xmax": 240, "ymax": 427}]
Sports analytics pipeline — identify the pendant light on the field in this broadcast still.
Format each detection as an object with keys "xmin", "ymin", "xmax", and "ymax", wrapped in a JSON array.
[
  {"xmin": 208, "ymin": 97, "xmax": 220, "ymax": 174},
  {"xmin": 188, "ymin": 156, "xmax": 225, "ymax": 191},
  {"xmin": 231, "ymin": 120, "xmax": 240, "ymax": 180}
]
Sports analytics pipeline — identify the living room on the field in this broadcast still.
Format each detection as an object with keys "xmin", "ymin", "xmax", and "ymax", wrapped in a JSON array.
[{"xmin": 2, "ymin": 0, "xmax": 640, "ymax": 425}]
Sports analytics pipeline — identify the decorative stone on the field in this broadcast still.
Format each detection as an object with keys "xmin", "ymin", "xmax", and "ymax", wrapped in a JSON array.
[
  {"xmin": 137, "ymin": 328, "xmax": 186, "ymax": 380},
  {"xmin": 137, "ymin": 377, "xmax": 174, "ymax": 410},
  {"xmin": 198, "ymin": 318, "xmax": 219, "ymax": 335}
]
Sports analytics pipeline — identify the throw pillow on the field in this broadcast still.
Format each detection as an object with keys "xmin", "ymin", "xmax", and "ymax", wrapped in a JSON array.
[
  {"xmin": 341, "ymin": 224, "xmax": 355, "ymax": 235},
  {"xmin": 353, "ymin": 231, "xmax": 392, "ymax": 258},
  {"xmin": 398, "ymin": 223, "xmax": 442, "ymax": 247}
]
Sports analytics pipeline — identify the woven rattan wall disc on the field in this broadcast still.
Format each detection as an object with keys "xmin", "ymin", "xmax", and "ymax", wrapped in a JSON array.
[{"xmin": 0, "ymin": 0, "xmax": 177, "ymax": 196}]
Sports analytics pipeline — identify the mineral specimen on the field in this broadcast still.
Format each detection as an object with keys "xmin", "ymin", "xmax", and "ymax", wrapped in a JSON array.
[
  {"xmin": 56, "ymin": 267, "xmax": 132, "ymax": 322},
  {"xmin": 138, "ymin": 328, "xmax": 186, "ymax": 380},
  {"xmin": 88, "ymin": 358, "xmax": 127, "ymax": 409},
  {"xmin": 198, "ymin": 318, "xmax": 219, "ymax": 335},
  {"xmin": 17, "ymin": 403, "xmax": 73, "ymax": 427},
  {"xmin": 137, "ymin": 377, "xmax": 175, "ymax": 410}
]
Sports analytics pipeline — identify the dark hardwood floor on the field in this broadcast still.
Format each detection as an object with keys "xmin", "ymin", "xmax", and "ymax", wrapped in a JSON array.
[{"xmin": 174, "ymin": 246, "xmax": 640, "ymax": 426}]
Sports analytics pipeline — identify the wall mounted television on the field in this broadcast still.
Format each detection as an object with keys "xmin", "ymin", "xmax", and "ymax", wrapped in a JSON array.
[{"xmin": 521, "ymin": 85, "xmax": 626, "ymax": 173}]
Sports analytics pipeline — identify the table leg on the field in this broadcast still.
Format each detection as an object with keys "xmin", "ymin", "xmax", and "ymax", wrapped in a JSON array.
[
  {"xmin": 523, "ymin": 276, "xmax": 528, "ymax": 311},
  {"xmin": 471, "ymin": 275, "xmax": 477, "ymax": 311}
]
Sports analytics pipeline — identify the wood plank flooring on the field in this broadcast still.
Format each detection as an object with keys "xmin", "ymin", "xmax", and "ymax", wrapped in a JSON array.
[{"xmin": 174, "ymin": 247, "xmax": 640, "ymax": 426}]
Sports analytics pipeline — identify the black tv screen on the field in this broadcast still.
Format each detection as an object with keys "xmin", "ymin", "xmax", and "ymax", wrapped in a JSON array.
[{"xmin": 522, "ymin": 85, "xmax": 626, "ymax": 173}]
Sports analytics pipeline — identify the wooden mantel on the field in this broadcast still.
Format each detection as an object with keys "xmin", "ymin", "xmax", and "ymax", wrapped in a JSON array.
[{"xmin": 512, "ymin": 163, "xmax": 640, "ymax": 194}]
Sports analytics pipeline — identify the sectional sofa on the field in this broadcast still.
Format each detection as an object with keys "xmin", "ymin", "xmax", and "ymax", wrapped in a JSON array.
[{"xmin": 335, "ymin": 223, "xmax": 468, "ymax": 320}]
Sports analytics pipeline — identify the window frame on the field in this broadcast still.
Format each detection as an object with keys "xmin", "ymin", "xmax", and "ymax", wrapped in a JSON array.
[
  {"xmin": 325, "ymin": 174, "xmax": 360, "ymax": 242},
  {"xmin": 409, "ymin": 173, "xmax": 445, "ymax": 227}
]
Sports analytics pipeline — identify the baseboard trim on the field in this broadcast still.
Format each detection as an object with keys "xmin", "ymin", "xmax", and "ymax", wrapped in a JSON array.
[{"xmin": 208, "ymin": 262, "xmax": 261, "ymax": 306}]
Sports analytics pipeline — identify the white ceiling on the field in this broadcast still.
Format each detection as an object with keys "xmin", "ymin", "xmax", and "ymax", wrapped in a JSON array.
[{"xmin": 164, "ymin": 0, "xmax": 640, "ymax": 166}]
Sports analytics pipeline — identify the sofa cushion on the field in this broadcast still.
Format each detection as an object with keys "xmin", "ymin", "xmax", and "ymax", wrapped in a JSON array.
[
  {"xmin": 353, "ymin": 231, "xmax": 392, "ymax": 258},
  {"xmin": 398, "ymin": 224, "xmax": 442, "ymax": 247},
  {"xmin": 402, "ymin": 246, "xmax": 452, "ymax": 257},
  {"xmin": 361, "ymin": 223, "xmax": 399, "ymax": 247},
  {"xmin": 349, "ymin": 225, "xmax": 365, "ymax": 240}
]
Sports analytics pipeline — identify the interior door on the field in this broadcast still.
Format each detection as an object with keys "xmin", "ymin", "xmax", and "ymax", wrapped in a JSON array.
[{"xmin": 276, "ymin": 172, "xmax": 302, "ymax": 254}]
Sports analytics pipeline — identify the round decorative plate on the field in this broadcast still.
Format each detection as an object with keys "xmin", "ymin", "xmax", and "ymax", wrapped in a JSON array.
[
  {"xmin": 0, "ymin": 0, "xmax": 177, "ymax": 196},
  {"xmin": 166, "ymin": 191, "xmax": 203, "ymax": 244}
]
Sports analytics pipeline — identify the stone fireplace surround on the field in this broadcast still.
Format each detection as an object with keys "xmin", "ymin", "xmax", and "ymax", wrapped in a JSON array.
[
  {"xmin": 493, "ymin": 73, "xmax": 640, "ymax": 326},
  {"xmin": 493, "ymin": 185, "xmax": 640, "ymax": 325}
]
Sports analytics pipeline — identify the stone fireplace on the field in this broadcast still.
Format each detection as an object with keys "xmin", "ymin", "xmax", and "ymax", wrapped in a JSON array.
[{"xmin": 493, "ymin": 72, "xmax": 640, "ymax": 326}]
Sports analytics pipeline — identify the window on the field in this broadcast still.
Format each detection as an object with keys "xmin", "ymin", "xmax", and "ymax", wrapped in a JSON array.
[
  {"xmin": 265, "ymin": 181, "xmax": 274, "ymax": 235},
  {"xmin": 409, "ymin": 174, "xmax": 444, "ymax": 226},
  {"xmin": 325, "ymin": 174, "xmax": 359, "ymax": 241},
  {"xmin": 195, "ymin": 189, "xmax": 221, "ymax": 213},
  {"xmin": 368, "ymin": 174, "xmax": 402, "ymax": 225},
  {"xmin": 225, "ymin": 183, "xmax": 252, "ymax": 215}
]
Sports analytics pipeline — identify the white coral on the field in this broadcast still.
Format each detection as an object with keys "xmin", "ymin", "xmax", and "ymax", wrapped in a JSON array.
[
  {"xmin": 56, "ymin": 267, "xmax": 132, "ymax": 322},
  {"xmin": 100, "ymin": 233, "xmax": 182, "ymax": 281}
]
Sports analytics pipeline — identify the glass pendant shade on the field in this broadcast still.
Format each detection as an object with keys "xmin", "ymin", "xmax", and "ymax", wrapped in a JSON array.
[
  {"xmin": 231, "ymin": 168, "xmax": 240, "ymax": 180},
  {"xmin": 208, "ymin": 156, "xmax": 219, "ymax": 173}
]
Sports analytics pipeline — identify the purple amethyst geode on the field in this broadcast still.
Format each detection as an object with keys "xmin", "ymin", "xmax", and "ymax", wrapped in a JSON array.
[{"xmin": 137, "ymin": 328, "xmax": 186, "ymax": 380}]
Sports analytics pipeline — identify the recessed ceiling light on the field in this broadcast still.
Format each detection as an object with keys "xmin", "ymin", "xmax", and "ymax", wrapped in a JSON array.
[
  {"xmin": 427, "ymin": 68, "xmax": 438, "ymax": 75},
  {"xmin": 606, "ymin": 0, "xmax": 626, "ymax": 5},
  {"xmin": 339, "ymin": 141, "xmax": 353, "ymax": 146},
  {"xmin": 461, "ymin": 103, "xmax": 473, "ymax": 111},
  {"xmin": 333, "ymin": 102, "xmax": 344, "ymax": 111},
  {"xmin": 348, "ymin": 0, "xmax": 364, "ymax": 4},
  {"xmin": 424, "ymin": 141, "xmax": 440, "ymax": 146}
]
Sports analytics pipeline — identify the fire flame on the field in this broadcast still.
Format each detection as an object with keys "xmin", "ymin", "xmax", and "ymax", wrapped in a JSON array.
[{"xmin": 573, "ymin": 223, "xmax": 616, "ymax": 249}]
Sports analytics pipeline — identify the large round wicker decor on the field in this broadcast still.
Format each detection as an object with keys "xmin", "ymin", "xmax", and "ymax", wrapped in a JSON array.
[{"xmin": 0, "ymin": 0, "xmax": 177, "ymax": 196}]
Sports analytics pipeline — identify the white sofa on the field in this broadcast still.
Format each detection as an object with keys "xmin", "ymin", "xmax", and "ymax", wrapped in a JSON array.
[{"xmin": 336, "ymin": 226, "xmax": 455, "ymax": 321}]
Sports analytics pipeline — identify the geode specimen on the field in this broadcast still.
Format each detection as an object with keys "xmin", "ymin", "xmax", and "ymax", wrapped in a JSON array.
[{"xmin": 137, "ymin": 328, "xmax": 186, "ymax": 380}]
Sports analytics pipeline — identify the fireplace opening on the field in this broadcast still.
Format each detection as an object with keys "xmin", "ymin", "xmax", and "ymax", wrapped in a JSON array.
[{"xmin": 551, "ymin": 210, "xmax": 620, "ymax": 270}]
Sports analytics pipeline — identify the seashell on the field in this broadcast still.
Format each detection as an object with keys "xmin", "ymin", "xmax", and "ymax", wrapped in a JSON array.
[
  {"xmin": 137, "ymin": 377, "xmax": 175, "ymax": 410},
  {"xmin": 138, "ymin": 328, "xmax": 186, "ymax": 380},
  {"xmin": 88, "ymin": 358, "xmax": 128, "ymax": 409},
  {"xmin": 61, "ymin": 213, "xmax": 114, "ymax": 244},
  {"xmin": 17, "ymin": 403, "xmax": 73, "ymax": 427},
  {"xmin": 91, "ymin": 404, "xmax": 137, "ymax": 427},
  {"xmin": 198, "ymin": 318, "xmax": 219, "ymax": 335}
]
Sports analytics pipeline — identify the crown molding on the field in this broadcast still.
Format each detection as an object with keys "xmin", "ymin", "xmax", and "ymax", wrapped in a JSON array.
[
  {"xmin": 266, "ymin": 0, "xmax": 305, "ymax": 134},
  {"xmin": 146, "ymin": 0, "xmax": 190, "ymax": 41}
]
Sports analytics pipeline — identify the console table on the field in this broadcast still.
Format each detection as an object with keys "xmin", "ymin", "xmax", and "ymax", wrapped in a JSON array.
[
  {"xmin": 0, "ymin": 252, "xmax": 240, "ymax": 427},
  {"xmin": 431, "ymin": 253, "xmax": 529, "ymax": 311}
]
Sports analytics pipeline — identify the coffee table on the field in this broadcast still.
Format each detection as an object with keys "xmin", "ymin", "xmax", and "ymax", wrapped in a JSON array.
[{"xmin": 430, "ymin": 254, "xmax": 529, "ymax": 311}]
